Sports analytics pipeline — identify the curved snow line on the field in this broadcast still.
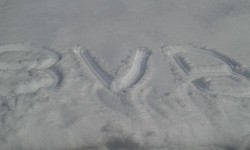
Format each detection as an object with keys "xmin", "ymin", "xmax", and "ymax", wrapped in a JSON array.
[
  {"xmin": 164, "ymin": 45, "xmax": 250, "ymax": 99},
  {"xmin": 165, "ymin": 45, "xmax": 247, "ymax": 76},
  {"xmin": 115, "ymin": 48, "xmax": 152, "ymax": 91},
  {"xmin": 15, "ymin": 69, "xmax": 59, "ymax": 95},
  {"xmin": 166, "ymin": 46, "xmax": 232, "ymax": 76},
  {"xmin": 73, "ymin": 46, "xmax": 113, "ymax": 88},
  {"xmin": 0, "ymin": 42, "xmax": 59, "ymax": 69},
  {"xmin": 164, "ymin": 45, "xmax": 250, "ymax": 86},
  {"xmin": 166, "ymin": 45, "xmax": 250, "ymax": 84}
]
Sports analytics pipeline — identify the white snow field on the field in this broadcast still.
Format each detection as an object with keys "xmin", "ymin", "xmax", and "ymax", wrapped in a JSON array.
[{"xmin": 1, "ymin": 0, "xmax": 250, "ymax": 150}]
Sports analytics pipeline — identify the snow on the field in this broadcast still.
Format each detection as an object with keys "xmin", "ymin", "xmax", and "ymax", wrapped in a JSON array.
[
  {"xmin": 1, "ymin": 0, "xmax": 250, "ymax": 150},
  {"xmin": 73, "ymin": 46, "xmax": 113, "ymax": 89},
  {"xmin": 112, "ymin": 48, "xmax": 151, "ymax": 92}
]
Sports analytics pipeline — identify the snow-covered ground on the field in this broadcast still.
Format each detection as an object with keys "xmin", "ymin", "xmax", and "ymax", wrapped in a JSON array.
[{"xmin": 1, "ymin": 0, "xmax": 250, "ymax": 150}]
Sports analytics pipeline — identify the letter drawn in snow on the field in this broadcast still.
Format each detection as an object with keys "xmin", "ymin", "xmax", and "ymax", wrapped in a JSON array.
[
  {"xmin": 73, "ymin": 46, "xmax": 113, "ymax": 89},
  {"xmin": 0, "ymin": 43, "xmax": 60, "ymax": 97},
  {"xmin": 73, "ymin": 46, "xmax": 152, "ymax": 93},
  {"xmin": 113, "ymin": 48, "xmax": 151, "ymax": 91},
  {"xmin": 163, "ymin": 45, "xmax": 250, "ymax": 98}
]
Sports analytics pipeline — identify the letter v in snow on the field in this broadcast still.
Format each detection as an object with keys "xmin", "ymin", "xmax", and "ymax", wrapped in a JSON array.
[{"xmin": 73, "ymin": 46, "xmax": 152, "ymax": 93}]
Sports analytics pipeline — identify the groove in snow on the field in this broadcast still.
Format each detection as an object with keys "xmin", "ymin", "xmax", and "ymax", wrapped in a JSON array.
[
  {"xmin": 73, "ymin": 46, "xmax": 113, "ymax": 89},
  {"xmin": 111, "ymin": 48, "xmax": 152, "ymax": 92}
]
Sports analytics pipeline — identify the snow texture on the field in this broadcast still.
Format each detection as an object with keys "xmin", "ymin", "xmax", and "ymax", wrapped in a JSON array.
[
  {"xmin": 73, "ymin": 46, "xmax": 113, "ymax": 89},
  {"xmin": 1, "ymin": 0, "xmax": 250, "ymax": 150},
  {"xmin": 1, "ymin": 42, "xmax": 250, "ymax": 150},
  {"xmin": 74, "ymin": 46, "xmax": 151, "ymax": 93},
  {"xmin": 115, "ymin": 48, "xmax": 151, "ymax": 91}
]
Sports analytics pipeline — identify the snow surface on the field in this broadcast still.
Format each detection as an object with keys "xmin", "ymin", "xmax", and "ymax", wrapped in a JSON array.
[{"xmin": 1, "ymin": 0, "xmax": 250, "ymax": 150}]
